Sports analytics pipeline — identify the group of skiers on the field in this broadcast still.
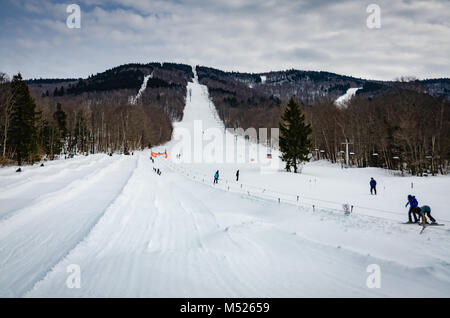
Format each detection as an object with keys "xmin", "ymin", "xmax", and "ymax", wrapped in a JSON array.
[
  {"xmin": 213, "ymin": 169, "xmax": 240, "ymax": 184},
  {"xmin": 213, "ymin": 174, "xmax": 439, "ymax": 225},
  {"xmin": 405, "ymin": 194, "xmax": 437, "ymax": 224},
  {"xmin": 369, "ymin": 177, "xmax": 438, "ymax": 224}
]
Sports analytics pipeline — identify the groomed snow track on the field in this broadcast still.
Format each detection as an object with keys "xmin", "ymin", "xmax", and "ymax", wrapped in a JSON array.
[{"xmin": 1, "ymin": 67, "xmax": 449, "ymax": 297}]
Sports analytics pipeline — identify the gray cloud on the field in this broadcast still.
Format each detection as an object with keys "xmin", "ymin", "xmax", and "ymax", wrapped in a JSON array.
[{"xmin": 0, "ymin": 0, "xmax": 448, "ymax": 80}]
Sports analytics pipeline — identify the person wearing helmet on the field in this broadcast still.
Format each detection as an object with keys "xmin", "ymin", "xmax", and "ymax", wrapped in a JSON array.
[
  {"xmin": 405, "ymin": 195, "xmax": 420, "ymax": 223},
  {"xmin": 418, "ymin": 205, "xmax": 437, "ymax": 225}
]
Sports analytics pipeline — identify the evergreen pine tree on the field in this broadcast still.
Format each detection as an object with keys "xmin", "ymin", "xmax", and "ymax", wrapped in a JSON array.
[
  {"xmin": 7, "ymin": 74, "xmax": 39, "ymax": 165},
  {"xmin": 279, "ymin": 97, "xmax": 313, "ymax": 173}
]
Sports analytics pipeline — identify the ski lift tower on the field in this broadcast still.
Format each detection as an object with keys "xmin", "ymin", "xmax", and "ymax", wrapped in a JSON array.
[{"xmin": 341, "ymin": 139, "xmax": 353, "ymax": 167}]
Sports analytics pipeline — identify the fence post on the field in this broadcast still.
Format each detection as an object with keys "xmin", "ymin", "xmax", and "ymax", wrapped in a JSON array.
[{"xmin": 351, "ymin": 205, "xmax": 354, "ymax": 213}]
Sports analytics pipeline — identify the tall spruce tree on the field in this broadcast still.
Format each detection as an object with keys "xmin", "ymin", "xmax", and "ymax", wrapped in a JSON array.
[
  {"xmin": 7, "ymin": 74, "xmax": 38, "ymax": 165},
  {"xmin": 279, "ymin": 97, "xmax": 313, "ymax": 173}
]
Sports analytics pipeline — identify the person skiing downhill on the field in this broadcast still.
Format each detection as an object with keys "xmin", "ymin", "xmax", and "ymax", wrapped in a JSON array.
[
  {"xmin": 213, "ymin": 170, "xmax": 219, "ymax": 184},
  {"xmin": 236, "ymin": 169, "xmax": 239, "ymax": 182},
  {"xmin": 418, "ymin": 205, "xmax": 437, "ymax": 225},
  {"xmin": 405, "ymin": 195, "xmax": 420, "ymax": 223},
  {"xmin": 370, "ymin": 177, "xmax": 377, "ymax": 195}
]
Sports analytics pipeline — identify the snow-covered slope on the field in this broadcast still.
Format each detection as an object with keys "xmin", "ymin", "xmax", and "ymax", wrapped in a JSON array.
[
  {"xmin": 129, "ymin": 73, "xmax": 153, "ymax": 104},
  {"xmin": 0, "ymin": 70, "xmax": 449, "ymax": 297},
  {"xmin": 335, "ymin": 87, "xmax": 362, "ymax": 107}
]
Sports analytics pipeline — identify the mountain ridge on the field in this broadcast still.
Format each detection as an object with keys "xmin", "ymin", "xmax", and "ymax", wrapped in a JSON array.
[{"xmin": 25, "ymin": 63, "xmax": 450, "ymax": 102}]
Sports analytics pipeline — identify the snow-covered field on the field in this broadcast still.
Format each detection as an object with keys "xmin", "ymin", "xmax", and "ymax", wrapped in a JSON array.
[{"xmin": 1, "ymin": 70, "xmax": 449, "ymax": 297}]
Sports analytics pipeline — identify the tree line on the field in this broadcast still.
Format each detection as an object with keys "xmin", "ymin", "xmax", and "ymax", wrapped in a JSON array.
[
  {"xmin": 0, "ymin": 72, "xmax": 174, "ymax": 166},
  {"xmin": 306, "ymin": 89, "xmax": 450, "ymax": 176},
  {"xmin": 201, "ymin": 73, "xmax": 449, "ymax": 176}
]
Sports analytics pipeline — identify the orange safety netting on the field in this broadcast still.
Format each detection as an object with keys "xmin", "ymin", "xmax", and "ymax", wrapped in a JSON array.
[{"xmin": 151, "ymin": 152, "xmax": 167, "ymax": 158}]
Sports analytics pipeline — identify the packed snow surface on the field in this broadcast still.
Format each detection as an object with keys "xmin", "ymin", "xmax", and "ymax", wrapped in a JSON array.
[{"xmin": 0, "ymin": 69, "xmax": 449, "ymax": 297}]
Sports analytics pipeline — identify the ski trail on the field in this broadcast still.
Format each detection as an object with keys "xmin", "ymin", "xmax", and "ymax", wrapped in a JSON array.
[
  {"xmin": 24, "ymin": 155, "xmax": 450, "ymax": 297},
  {"xmin": 26, "ymin": 153, "xmax": 159, "ymax": 297},
  {"xmin": 129, "ymin": 73, "xmax": 153, "ymax": 104},
  {"xmin": 0, "ymin": 155, "xmax": 110, "ymax": 193},
  {"xmin": 0, "ymin": 155, "xmax": 138, "ymax": 297},
  {"xmin": 0, "ymin": 156, "xmax": 124, "ymax": 224},
  {"xmin": 26, "ymin": 154, "xmax": 244, "ymax": 297},
  {"xmin": 335, "ymin": 87, "xmax": 362, "ymax": 107},
  {"xmin": 0, "ymin": 154, "xmax": 106, "ymax": 189},
  {"xmin": 0, "ymin": 155, "xmax": 115, "ymax": 221},
  {"xmin": 165, "ymin": 158, "xmax": 450, "ymax": 272}
]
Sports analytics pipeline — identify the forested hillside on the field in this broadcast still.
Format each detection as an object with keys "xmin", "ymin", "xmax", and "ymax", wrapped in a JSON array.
[
  {"xmin": 197, "ymin": 66, "xmax": 450, "ymax": 176},
  {"xmin": 2, "ymin": 63, "xmax": 449, "ymax": 176},
  {"xmin": 0, "ymin": 63, "xmax": 194, "ymax": 165}
]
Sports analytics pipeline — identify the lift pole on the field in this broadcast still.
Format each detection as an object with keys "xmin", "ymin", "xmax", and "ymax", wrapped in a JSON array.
[{"xmin": 341, "ymin": 139, "xmax": 353, "ymax": 167}]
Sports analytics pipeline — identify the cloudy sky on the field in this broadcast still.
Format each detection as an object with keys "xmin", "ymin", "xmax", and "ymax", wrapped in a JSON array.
[{"xmin": 0, "ymin": 0, "xmax": 449, "ymax": 80}]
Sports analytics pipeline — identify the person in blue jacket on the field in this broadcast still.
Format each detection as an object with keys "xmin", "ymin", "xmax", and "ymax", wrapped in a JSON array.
[
  {"xmin": 369, "ymin": 177, "xmax": 377, "ymax": 195},
  {"xmin": 405, "ymin": 195, "xmax": 420, "ymax": 223},
  {"xmin": 418, "ymin": 205, "xmax": 437, "ymax": 225},
  {"xmin": 213, "ymin": 170, "xmax": 219, "ymax": 184}
]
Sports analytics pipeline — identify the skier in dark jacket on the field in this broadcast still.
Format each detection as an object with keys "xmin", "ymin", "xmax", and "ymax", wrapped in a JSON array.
[
  {"xmin": 418, "ymin": 205, "xmax": 437, "ymax": 225},
  {"xmin": 370, "ymin": 177, "xmax": 377, "ymax": 195},
  {"xmin": 236, "ymin": 169, "xmax": 239, "ymax": 182},
  {"xmin": 405, "ymin": 195, "xmax": 420, "ymax": 223},
  {"xmin": 213, "ymin": 170, "xmax": 219, "ymax": 184}
]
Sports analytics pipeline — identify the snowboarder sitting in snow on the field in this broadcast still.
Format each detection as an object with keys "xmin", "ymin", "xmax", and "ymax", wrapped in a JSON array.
[
  {"xmin": 405, "ymin": 194, "xmax": 420, "ymax": 223},
  {"xmin": 418, "ymin": 205, "xmax": 437, "ymax": 225},
  {"xmin": 370, "ymin": 177, "xmax": 377, "ymax": 195},
  {"xmin": 213, "ymin": 170, "xmax": 219, "ymax": 184}
]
